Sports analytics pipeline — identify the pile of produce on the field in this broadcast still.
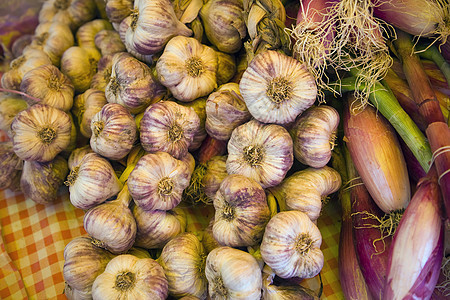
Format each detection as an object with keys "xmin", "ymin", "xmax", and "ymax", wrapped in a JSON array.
[{"xmin": 0, "ymin": 0, "xmax": 449, "ymax": 299}]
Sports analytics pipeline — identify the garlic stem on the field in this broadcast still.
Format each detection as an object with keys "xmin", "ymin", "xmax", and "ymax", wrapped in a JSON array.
[{"xmin": 0, "ymin": 87, "xmax": 41, "ymax": 103}]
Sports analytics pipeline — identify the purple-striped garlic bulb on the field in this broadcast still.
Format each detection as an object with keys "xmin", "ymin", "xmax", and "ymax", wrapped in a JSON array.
[
  {"xmin": 127, "ymin": 152, "xmax": 192, "ymax": 211},
  {"xmin": 156, "ymin": 36, "xmax": 218, "ymax": 102},
  {"xmin": 72, "ymin": 89, "xmax": 108, "ymax": 138},
  {"xmin": 105, "ymin": 52, "xmax": 166, "ymax": 114},
  {"xmin": 260, "ymin": 210, "xmax": 324, "ymax": 279},
  {"xmin": 65, "ymin": 152, "xmax": 123, "ymax": 210},
  {"xmin": 133, "ymin": 206, "xmax": 186, "ymax": 249},
  {"xmin": 239, "ymin": 50, "xmax": 317, "ymax": 124},
  {"xmin": 90, "ymin": 55, "xmax": 114, "ymax": 92},
  {"xmin": 140, "ymin": 101, "xmax": 200, "ymax": 160},
  {"xmin": 94, "ymin": 30, "xmax": 126, "ymax": 56},
  {"xmin": 292, "ymin": 105, "xmax": 340, "ymax": 168},
  {"xmin": 205, "ymin": 82, "xmax": 251, "ymax": 141},
  {"xmin": 118, "ymin": 16, "xmax": 154, "ymax": 64},
  {"xmin": 90, "ymin": 103, "xmax": 137, "ymax": 161},
  {"xmin": 213, "ymin": 174, "xmax": 270, "ymax": 247},
  {"xmin": 125, "ymin": 0, "xmax": 192, "ymax": 55},
  {"xmin": 177, "ymin": 97, "xmax": 208, "ymax": 152},
  {"xmin": 105, "ymin": 0, "xmax": 134, "ymax": 30},
  {"xmin": 38, "ymin": 0, "xmax": 97, "ymax": 31},
  {"xmin": 11, "ymin": 104, "xmax": 72, "ymax": 162},
  {"xmin": 226, "ymin": 119, "xmax": 293, "ymax": 188},
  {"xmin": 68, "ymin": 145, "xmax": 94, "ymax": 170}
]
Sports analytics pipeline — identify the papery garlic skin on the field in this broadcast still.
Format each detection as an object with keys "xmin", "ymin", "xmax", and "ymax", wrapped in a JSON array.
[
  {"xmin": 118, "ymin": 16, "xmax": 154, "ymax": 64},
  {"xmin": 158, "ymin": 233, "xmax": 208, "ymax": 299},
  {"xmin": 156, "ymin": 36, "xmax": 218, "ymax": 102},
  {"xmin": 292, "ymin": 105, "xmax": 340, "ymax": 168},
  {"xmin": 72, "ymin": 89, "xmax": 108, "ymax": 138},
  {"xmin": 0, "ymin": 142, "xmax": 23, "ymax": 190},
  {"xmin": 177, "ymin": 97, "xmax": 208, "ymax": 152},
  {"xmin": 226, "ymin": 119, "xmax": 293, "ymax": 188},
  {"xmin": 11, "ymin": 104, "xmax": 72, "ymax": 162},
  {"xmin": 260, "ymin": 211, "xmax": 324, "ymax": 279},
  {"xmin": 61, "ymin": 46, "xmax": 98, "ymax": 93},
  {"xmin": 90, "ymin": 103, "xmax": 137, "ymax": 160},
  {"xmin": 128, "ymin": 152, "xmax": 191, "ymax": 211},
  {"xmin": 67, "ymin": 153, "xmax": 123, "ymax": 210},
  {"xmin": 105, "ymin": 52, "xmax": 166, "ymax": 114},
  {"xmin": 68, "ymin": 145, "xmax": 94, "ymax": 170},
  {"xmin": 133, "ymin": 206, "xmax": 186, "ymax": 249},
  {"xmin": 203, "ymin": 155, "xmax": 228, "ymax": 201},
  {"xmin": 84, "ymin": 187, "xmax": 137, "ymax": 254},
  {"xmin": 125, "ymin": 0, "xmax": 192, "ymax": 55},
  {"xmin": 239, "ymin": 50, "xmax": 317, "ymax": 124},
  {"xmin": 92, "ymin": 254, "xmax": 169, "ymax": 300},
  {"xmin": 213, "ymin": 174, "xmax": 270, "ymax": 247},
  {"xmin": 140, "ymin": 101, "xmax": 200, "ymax": 159},
  {"xmin": 0, "ymin": 93, "xmax": 28, "ymax": 138},
  {"xmin": 278, "ymin": 166, "xmax": 341, "ymax": 221},
  {"xmin": 105, "ymin": 0, "xmax": 133, "ymax": 27},
  {"xmin": 20, "ymin": 64, "xmax": 74, "ymax": 112},
  {"xmin": 200, "ymin": 0, "xmax": 247, "ymax": 53},
  {"xmin": 28, "ymin": 21, "xmax": 74, "ymax": 66},
  {"xmin": 20, "ymin": 156, "xmax": 69, "ymax": 205},
  {"xmin": 94, "ymin": 30, "xmax": 126, "ymax": 56},
  {"xmin": 90, "ymin": 55, "xmax": 114, "ymax": 92},
  {"xmin": 216, "ymin": 51, "xmax": 237, "ymax": 85},
  {"xmin": 38, "ymin": 0, "xmax": 97, "ymax": 31},
  {"xmin": 205, "ymin": 83, "xmax": 251, "ymax": 141},
  {"xmin": 77, "ymin": 19, "xmax": 114, "ymax": 50},
  {"xmin": 205, "ymin": 246, "xmax": 262, "ymax": 300}
]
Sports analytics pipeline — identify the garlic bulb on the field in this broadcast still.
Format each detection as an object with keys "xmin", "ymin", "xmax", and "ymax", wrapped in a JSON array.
[
  {"xmin": 105, "ymin": 0, "xmax": 133, "ymax": 28},
  {"xmin": 239, "ymin": 50, "xmax": 317, "ymax": 124},
  {"xmin": 84, "ymin": 185, "xmax": 136, "ymax": 254},
  {"xmin": 0, "ymin": 93, "xmax": 28, "ymax": 138},
  {"xmin": 90, "ymin": 103, "xmax": 137, "ymax": 160},
  {"xmin": 140, "ymin": 101, "xmax": 200, "ymax": 159},
  {"xmin": 92, "ymin": 254, "xmax": 169, "ymax": 300},
  {"xmin": 118, "ymin": 16, "xmax": 154, "ymax": 64},
  {"xmin": 63, "ymin": 236, "xmax": 115, "ymax": 294},
  {"xmin": 72, "ymin": 88, "xmax": 108, "ymax": 138},
  {"xmin": 94, "ymin": 30, "xmax": 126, "ymax": 56},
  {"xmin": 203, "ymin": 155, "xmax": 228, "ymax": 201},
  {"xmin": 177, "ymin": 97, "xmax": 208, "ymax": 152},
  {"xmin": 205, "ymin": 83, "xmax": 251, "ymax": 141},
  {"xmin": 200, "ymin": 0, "xmax": 247, "ymax": 53},
  {"xmin": 226, "ymin": 119, "xmax": 293, "ymax": 188},
  {"xmin": 125, "ymin": 0, "xmax": 192, "ymax": 55},
  {"xmin": 262, "ymin": 265, "xmax": 319, "ymax": 300},
  {"xmin": 66, "ymin": 152, "xmax": 123, "ymax": 210},
  {"xmin": 1, "ymin": 48, "xmax": 52, "ymax": 90},
  {"xmin": 38, "ymin": 0, "xmax": 97, "ymax": 31},
  {"xmin": 105, "ymin": 52, "xmax": 166, "ymax": 114},
  {"xmin": 128, "ymin": 151, "xmax": 191, "ymax": 211},
  {"xmin": 77, "ymin": 19, "xmax": 114, "ymax": 50},
  {"xmin": 20, "ymin": 155, "xmax": 69, "ymax": 205},
  {"xmin": 274, "ymin": 166, "xmax": 342, "ymax": 221},
  {"xmin": 11, "ymin": 104, "xmax": 72, "ymax": 162},
  {"xmin": 213, "ymin": 174, "xmax": 270, "ymax": 247},
  {"xmin": 61, "ymin": 46, "xmax": 98, "ymax": 93},
  {"xmin": 0, "ymin": 142, "xmax": 23, "ymax": 190},
  {"xmin": 156, "ymin": 36, "xmax": 218, "ymax": 102},
  {"xmin": 292, "ymin": 105, "xmax": 340, "ymax": 168},
  {"xmin": 205, "ymin": 246, "xmax": 262, "ymax": 300},
  {"xmin": 90, "ymin": 55, "xmax": 114, "ymax": 92},
  {"xmin": 28, "ymin": 21, "xmax": 74, "ymax": 66},
  {"xmin": 158, "ymin": 232, "xmax": 208, "ymax": 299},
  {"xmin": 68, "ymin": 145, "xmax": 94, "ymax": 170},
  {"xmin": 216, "ymin": 51, "xmax": 237, "ymax": 85},
  {"xmin": 20, "ymin": 64, "xmax": 74, "ymax": 112},
  {"xmin": 11, "ymin": 34, "xmax": 33, "ymax": 58},
  {"xmin": 64, "ymin": 283, "xmax": 92, "ymax": 300},
  {"xmin": 133, "ymin": 206, "xmax": 186, "ymax": 249},
  {"xmin": 260, "ymin": 210, "xmax": 324, "ymax": 279}
]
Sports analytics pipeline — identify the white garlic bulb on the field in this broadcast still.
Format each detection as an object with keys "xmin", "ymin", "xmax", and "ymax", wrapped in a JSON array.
[
  {"xmin": 226, "ymin": 119, "xmax": 293, "ymax": 188},
  {"xmin": 133, "ymin": 206, "xmax": 186, "ymax": 249},
  {"xmin": 156, "ymin": 36, "xmax": 218, "ymax": 102},
  {"xmin": 90, "ymin": 103, "xmax": 137, "ymax": 160},
  {"xmin": 105, "ymin": 52, "xmax": 166, "ymax": 114},
  {"xmin": 20, "ymin": 64, "xmax": 74, "ymax": 112},
  {"xmin": 66, "ymin": 152, "xmax": 123, "ymax": 210},
  {"xmin": 11, "ymin": 104, "xmax": 72, "ymax": 162},
  {"xmin": 125, "ymin": 0, "xmax": 192, "ymax": 55},
  {"xmin": 275, "ymin": 166, "xmax": 342, "ymax": 221},
  {"xmin": 72, "ymin": 88, "xmax": 108, "ymax": 138},
  {"xmin": 158, "ymin": 232, "xmax": 208, "ymax": 299},
  {"xmin": 260, "ymin": 210, "xmax": 324, "ymax": 279},
  {"xmin": 205, "ymin": 246, "xmax": 262, "ymax": 300},
  {"xmin": 205, "ymin": 82, "xmax": 251, "ymax": 141},
  {"xmin": 292, "ymin": 105, "xmax": 340, "ymax": 168},
  {"xmin": 140, "ymin": 101, "xmax": 200, "ymax": 159},
  {"xmin": 213, "ymin": 174, "xmax": 270, "ymax": 247},
  {"xmin": 239, "ymin": 50, "xmax": 317, "ymax": 124},
  {"xmin": 127, "ymin": 152, "xmax": 192, "ymax": 211}
]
